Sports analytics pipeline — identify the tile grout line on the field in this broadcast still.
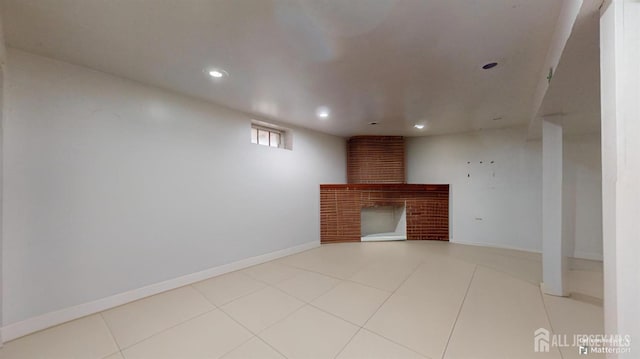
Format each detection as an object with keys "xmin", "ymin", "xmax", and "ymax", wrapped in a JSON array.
[
  {"xmin": 97, "ymin": 312, "xmax": 124, "ymax": 358},
  {"xmin": 214, "ymin": 308, "xmax": 290, "ymax": 359},
  {"xmin": 305, "ymin": 301, "xmax": 366, "ymax": 328},
  {"xmin": 250, "ymin": 302, "xmax": 329, "ymax": 358},
  {"xmin": 240, "ymin": 263, "xmax": 302, "ymax": 287},
  {"xmin": 251, "ymin": 303, "xmax": 310, "ymax": 341},
  {"xmin": 441, "ymin": 264, "xmax": 477, "ymax": 359},
  {"xmin": 98, "ymin": 279, "xmax": 268, "ymax": 355},
  {"xmin": 360, "ymin": 258, "xmax": 425, "ymax": 329},
  {"xmin": 188, "ymin": 283, "xmax": 219, "ymax": 309},
  {"xmin": 114, "ymin": 307, "xmax": 218, "ymax": 352},
  {"xmin": 216, "ymin": 290, "xmax": 304, "ymax": 336},
  {"xmin": 332, "ymin": 327, "xmax": 362, "ymax": 359},
  {"xmin": 190, "ymin": 272, "xmax": 268, "ymax": 307},
  {"xmin": 269, "ymin": 278, "xmax": 343, "ymax": 306},
  {"xmin": 537, "ymin": 287, "xmax": 566, "ymax": 359},
  {"xmin": 474, "ymin": 262, "xmax": 540, "ymax": 286},
  {"xmin": 350, "ymin": 258, "xmax": 439, "ymax": 358},
  {"xmin": 361, "ymin": 328, "xmax": 435, "ymax": 359},
  {"xmin": 336, "ymin": 260, "xmax": 431, "ymax": 359},
  {"xmin": 252, "ymin": 335, "xmax": 291, "ymax": 359},
  {"xmin": 278, "ymin": 260, "xmax": 418, "ymax": 297}
]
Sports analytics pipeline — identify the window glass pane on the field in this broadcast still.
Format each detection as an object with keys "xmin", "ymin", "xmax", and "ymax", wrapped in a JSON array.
[
  {"xmin": 258, "ymin": 129, "xmax": 269, "ymax": 146},
  {"xmin": 270, "ymin": 132, "xmax": 280, "ymax": 148},
  {"xmin": 251, "ymin": 127, "xmax": 258, "ymax": 144}
]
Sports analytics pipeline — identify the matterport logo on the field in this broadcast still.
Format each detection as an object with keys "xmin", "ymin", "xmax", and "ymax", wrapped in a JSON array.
[{"xmin": 534, "ymin": 328, "xmax": 632, "ymax": 355}]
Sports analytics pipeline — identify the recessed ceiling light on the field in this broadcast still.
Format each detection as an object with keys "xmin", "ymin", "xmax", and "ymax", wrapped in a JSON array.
[
  {"xmin": 207, "ymin": 68, "xmax": 228, "ymax": 78},
  {"xmin": 482, "ymin": 62, "xmax": 498, "ymax": 70},
  {"xmin": 316, "ymin": 107, "xmax": 330, "ymax": 119},
  {"xmin": 414, "ymin": 124, "xmax": 425, "ymax": 129}
]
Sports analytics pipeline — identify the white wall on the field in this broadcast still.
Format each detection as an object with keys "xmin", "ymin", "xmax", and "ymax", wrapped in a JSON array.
[
  {"xmin": 2, "ymin": 49, "xmax": 346, "ymax": 327},
  {"xmin": 407, "ymin": 127, "xmax": 543, "ymax": 252},
  {"xmin": 563, "ymin": 134, "xmax": 602, "ymax": 260},
  {"xmin": 600, "ymin": 0, "xmax": 640, "ymax": 351},
  {"xmin": 406, "ymin": 127, "xmax": 603, "ymax": 258},
  {"xmin": 0, "ymin": 7, "xmax": 7, "ymax": 344}
]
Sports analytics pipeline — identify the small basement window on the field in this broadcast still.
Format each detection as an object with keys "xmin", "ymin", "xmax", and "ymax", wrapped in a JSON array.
[{"xmin": 250, "ymin": 121, "xmax": 292, "ymax": 150}]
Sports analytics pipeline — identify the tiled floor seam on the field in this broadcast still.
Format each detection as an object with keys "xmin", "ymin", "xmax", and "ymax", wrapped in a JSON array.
[
  {"xmin": 474, "ymin": 262, "xmax": 539, "ymax": 285},
  {"xmin": 101, "ymin": 350, "xmax": 123, "ymax": 359},
  {"xmin": 305, "ymin": 301, "xmax": 368, "ymax": 328},
  {"xmin": 249, "ymin": 303, "xmax": 328, "ymax": 357},
  {"xmin": 268, "ymin": 278, "xmax": 342, "ymax": 304},
  {"xmin": 355, "ymin": 328, "xmax": 436, "ymax": 359},
  {"xmin": 177, "ymin": 308, "xmax": 291, "ymax": 359},
  {"xmin": 252, "ymin": 335, "xmax": 291, "ymax": 359},
  {"xmin": 332, "ymin": 327, "xmax": 362, "ymax": 359},
  {"xmin": 216, "ymin": 289, "xmax": 305, "ymax": 336},
  {"xmin": 202, "ymin": 308, "xmax": 257, "ymax": 358},
  {"xmin": 188, "ymin": 283, "xmax": 219, "ymax": 308},
  {"xmin": 344, "ymin": 257, "xmax": 442, "ymax": 358},
  {"xmin": 113, "ymin": 307, "xmax": 218, "ymax": 352},
  {"xmin": 360, "ymin": 258, "xmax": 424, "ymax": 329},
  {"xmin": 275, "ymin": 261, "xmax": 367, "ymax": 282},
  {"xmin": 97, "ymin": 312, "xmax": 124, "ymax": 358},
  {"xmin": 441, "ymin": 264, "xmax": 478, "ymax": 359},
  {"xmin": 278, "ymin": 259, "xmax": 428, "ymax": 294},
  {"xmin": 537, "ymin": 287, "xmax": 566, "ymax": 359},
  {"xmin": 189, "ymin": 273, "xmax": 267, "ymax": 307},
  {"xmin": 211, "ymin": 305, "xmax": 291, "ymax": 359},
  {"xmin": 251, "ymin": 302, "xmax": 313, "ymax": 337}
]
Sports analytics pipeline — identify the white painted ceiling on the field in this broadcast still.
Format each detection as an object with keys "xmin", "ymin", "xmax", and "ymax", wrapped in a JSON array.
[{"xmin": 3, "ymin": 0, "xmax": 564, "ymax": 137}]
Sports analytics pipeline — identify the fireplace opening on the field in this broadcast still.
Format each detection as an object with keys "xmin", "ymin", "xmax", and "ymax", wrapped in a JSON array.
[{"xmin": 360, "ymin": 204, "xmax": 406, "ymax": 241}]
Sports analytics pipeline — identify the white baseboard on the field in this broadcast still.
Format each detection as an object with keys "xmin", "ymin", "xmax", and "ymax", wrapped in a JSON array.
[
  {"xmin": 540, "ymin": 282, "xmax": 570, "ymax": 297},
  {"xmin": 572, "ymin": 251, "xmax": 603, "ymax": 261},
  {"xmin": 450, "ymin": 239, "xmax": 542, "ymax": 255},
  {"xmin": 1, "ymin": 240, "xmax": 319, "ymax": 342},
  {"xmin": 450, "ymin": 240, "xmax": 603, "ymax": 262}
]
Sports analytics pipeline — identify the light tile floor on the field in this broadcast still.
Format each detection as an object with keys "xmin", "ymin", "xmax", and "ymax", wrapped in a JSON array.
[{"xmin": 0, "ymin": 241, "xmax": 604, "ymax": 359}]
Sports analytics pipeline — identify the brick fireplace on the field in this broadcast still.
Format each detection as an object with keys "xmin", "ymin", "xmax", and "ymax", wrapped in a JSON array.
[
  {"xmin": 320, "ymin": 136, "xmax": 450, "ymax": 243},
  {"xmin": 320, "ymin": 184, "xmax": 449, "ymax": 243}
]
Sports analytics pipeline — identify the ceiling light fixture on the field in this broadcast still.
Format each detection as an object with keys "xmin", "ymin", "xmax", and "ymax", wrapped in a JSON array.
[
  {"xmin": 414, "ymin": 124, "xmax": 425, "ymax": 129},
  {"xmin": 482, "ymin": 62, "xmax": 498, "ymax": 70},
  {"xmin": 207, "ymin": 68, "xmax": 228, "ymax": 78},
  {"xmin": 316, "ymin": 107, "xmax": 330, "ymax": 119}
]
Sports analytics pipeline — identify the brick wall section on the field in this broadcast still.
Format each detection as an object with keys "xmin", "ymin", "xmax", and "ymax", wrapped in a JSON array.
[
  {"xmin": 347, "ymin": 136, "xmax": 405, "ymax": 184},
  {"xmin": 320, "ymin": 184, "xmax": 449, "ymax": 243}
]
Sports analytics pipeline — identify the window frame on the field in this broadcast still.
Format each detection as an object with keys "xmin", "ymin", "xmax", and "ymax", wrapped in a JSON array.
[{"xmin": 250, "ymin": 121, "xmax": 291, "ymax": 150}]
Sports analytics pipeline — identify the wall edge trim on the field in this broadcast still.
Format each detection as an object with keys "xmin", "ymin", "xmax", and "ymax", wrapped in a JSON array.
[
  {"xmin": 572, "ymin": 250, "xmax": 604, "ymax": 261},
  {"xmin": 450, "ymin": 239, "xmax": 542, "ymax": 255}
]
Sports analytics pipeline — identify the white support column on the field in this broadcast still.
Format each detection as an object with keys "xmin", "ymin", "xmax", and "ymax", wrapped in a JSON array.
[
  {"xmin": 0, "ymin": 6, "xmax": 6, "ymax": 346},
  {"xmin": 600, "ymin": 1, "xmax": 640, "ymax": 356},
  {"xmin": 542, "ymin": 119, "xmax": 567, "ymax": 296}
]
